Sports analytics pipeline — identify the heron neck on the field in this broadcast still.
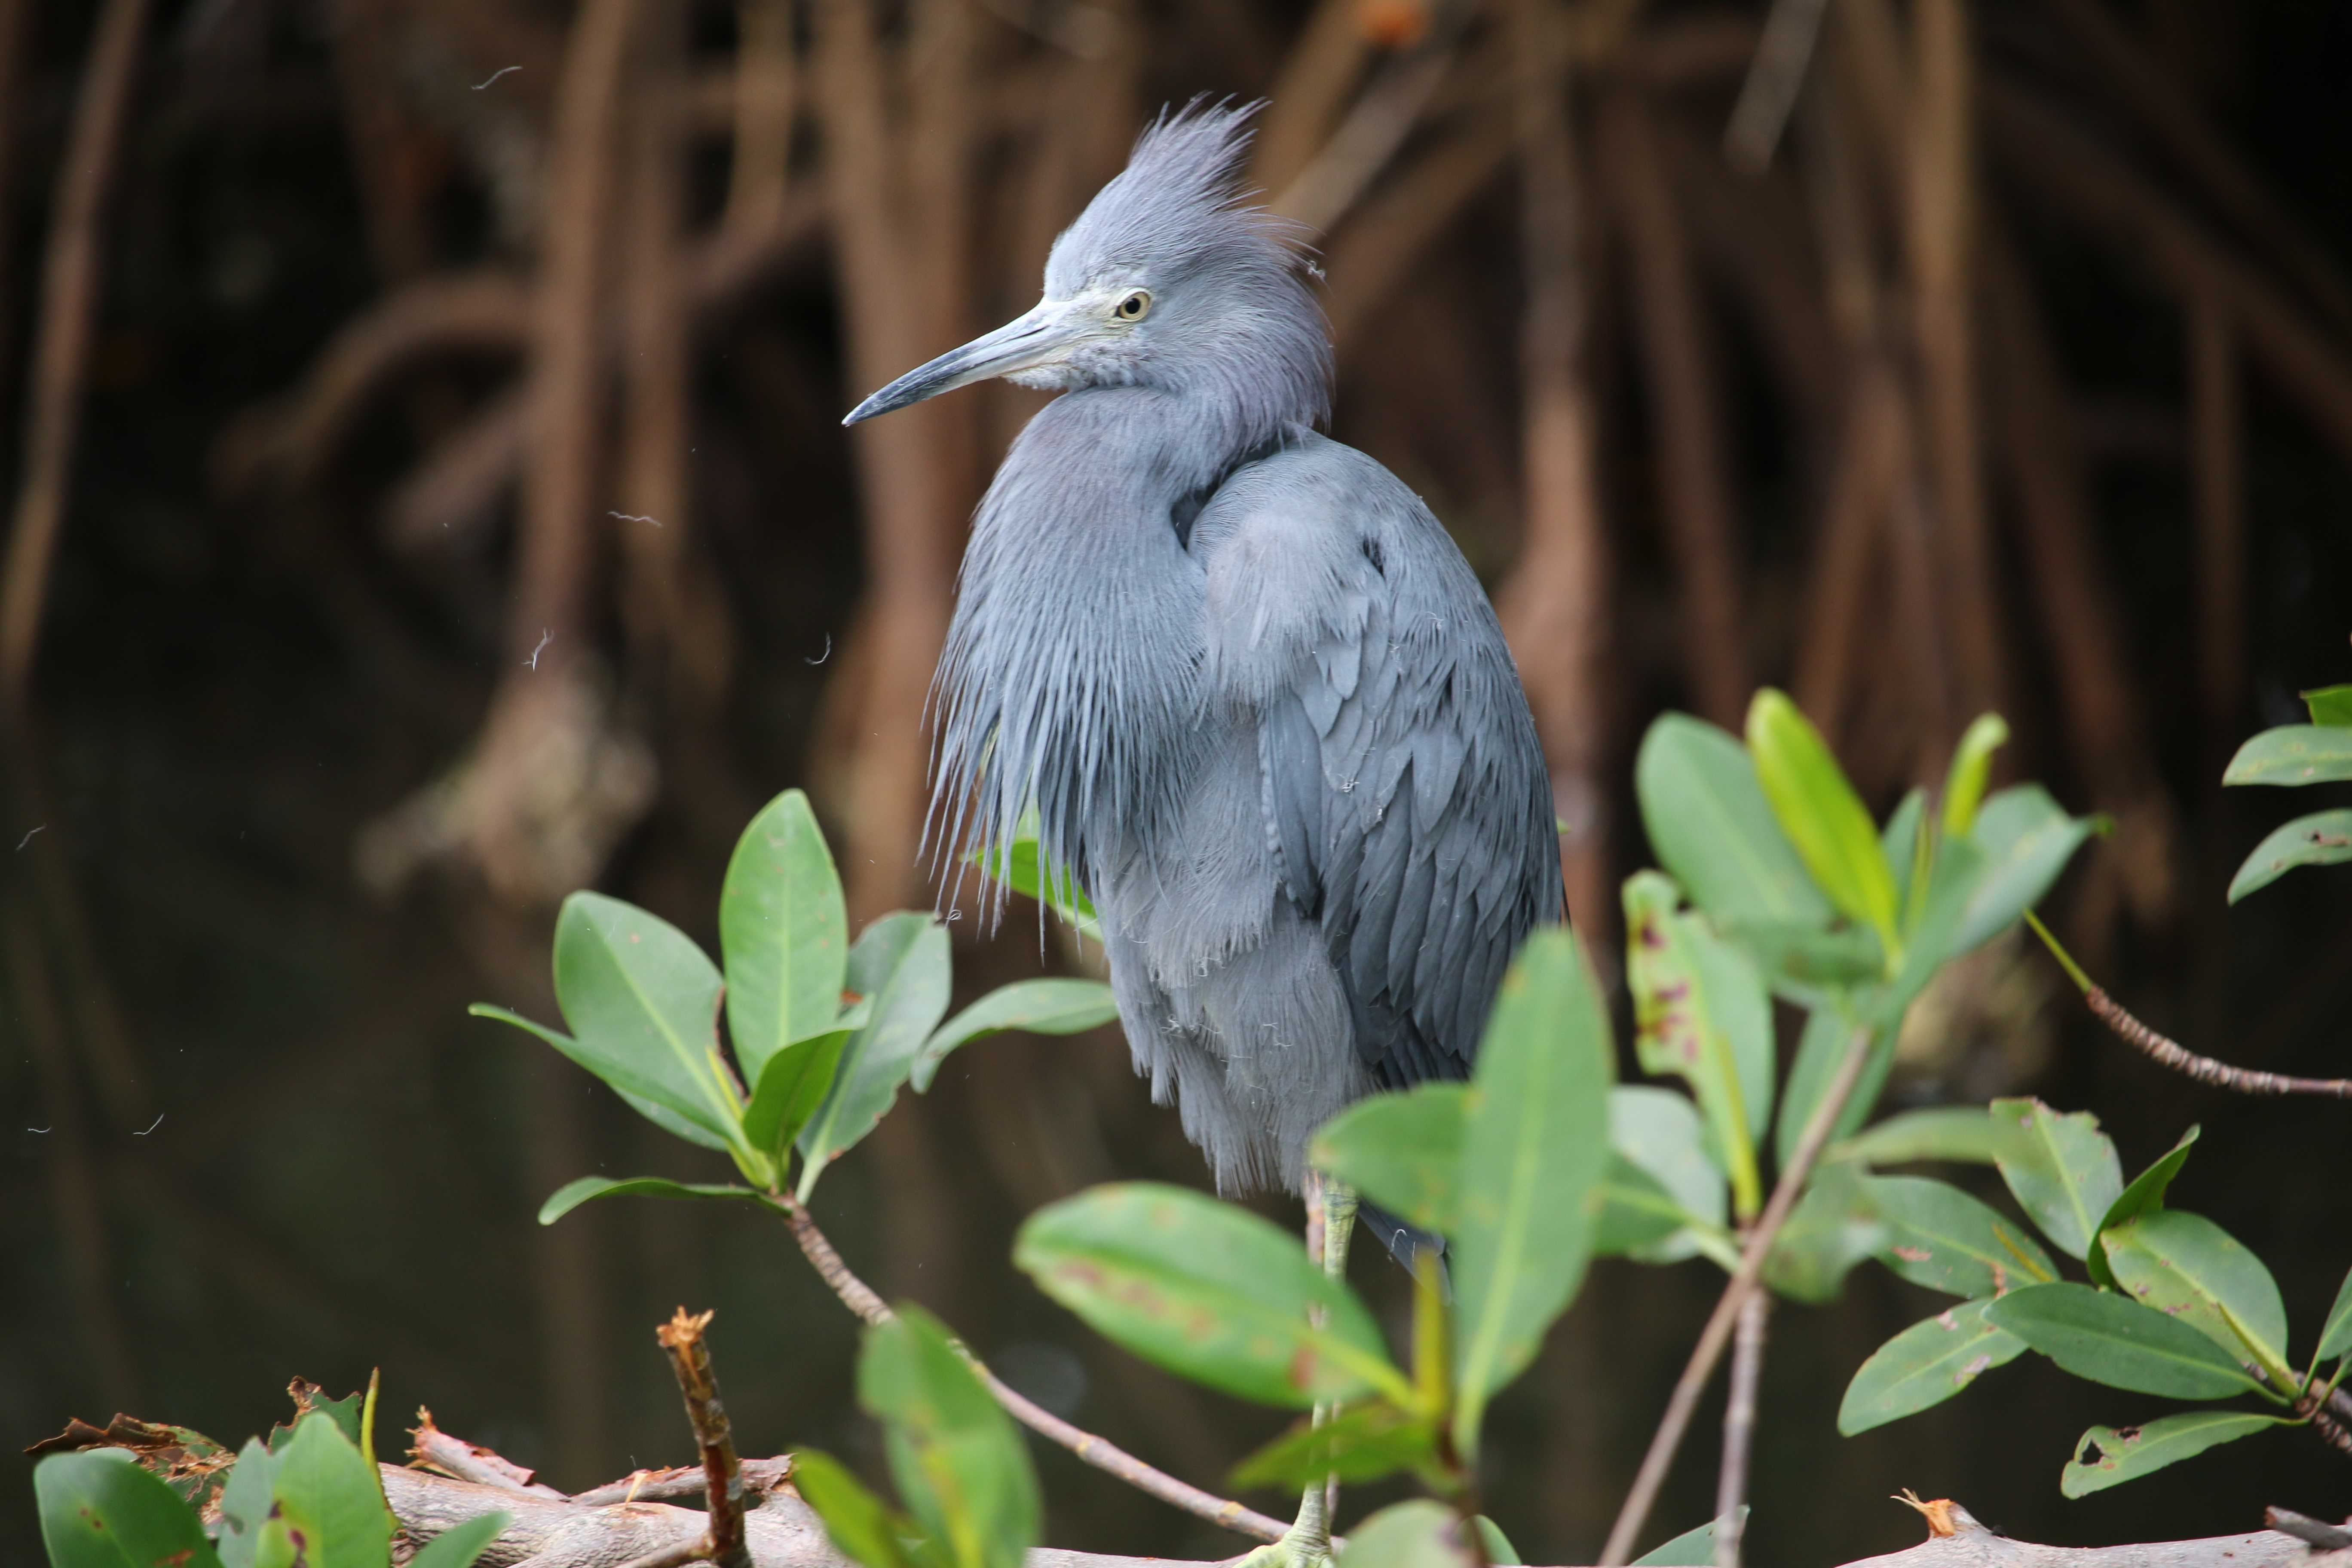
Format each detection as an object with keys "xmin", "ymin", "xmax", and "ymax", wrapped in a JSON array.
[{"xmin": 932, "ymin": 385, "xmax": 1255, "ymax": 908}]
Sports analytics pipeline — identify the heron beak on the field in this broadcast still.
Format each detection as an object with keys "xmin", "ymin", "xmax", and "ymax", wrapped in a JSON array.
[{"xmin": 842, "ymin": 301, "xmax": 1086, "ymax": 426}]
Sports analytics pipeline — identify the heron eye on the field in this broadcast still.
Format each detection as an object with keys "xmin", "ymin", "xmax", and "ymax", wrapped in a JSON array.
[{"xmin": 1116, "ymin": 290, "xmax": 1152, "ymax": 321}]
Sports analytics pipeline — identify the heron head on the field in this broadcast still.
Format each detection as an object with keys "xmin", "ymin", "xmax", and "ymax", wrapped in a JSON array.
[{"xmin": 843, "ymin": 101, "xmax": 1329, "ymax": 430}]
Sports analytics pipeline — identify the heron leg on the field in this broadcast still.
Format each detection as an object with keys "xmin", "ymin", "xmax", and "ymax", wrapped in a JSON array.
[{"xmin": 1233, "ymin": 1179, "xmax": 1358, "ymax": 1568}]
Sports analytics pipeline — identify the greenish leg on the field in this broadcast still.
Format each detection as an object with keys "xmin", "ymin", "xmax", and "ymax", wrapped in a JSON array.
[{"xmin": 1234, "ymin": 1178, "xmax": 1358, "ymax": 1568}]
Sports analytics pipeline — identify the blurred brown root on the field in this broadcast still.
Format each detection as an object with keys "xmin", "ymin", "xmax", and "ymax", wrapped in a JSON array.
[
  {"xmin": 0, "ymin": 0, "xmax": 150, "ymax": 714},
  {"xmin": 1598, "ymin": 82, "xmax": 1749, "ymax": 730},
  {"xmin": 211, "ymin": 272, "xmax": 531, "ymax": 497},
  {"xmin": 1981, "ymin": 229, "xmax": 2178, "ymax": 929},
  {"xmin": 122, "ymin": 0, "xmax": 2352, "ymax": 979},
  {"xmin": 1496, "ymin": 0, "xmax": 1611, "ymax": 948}
]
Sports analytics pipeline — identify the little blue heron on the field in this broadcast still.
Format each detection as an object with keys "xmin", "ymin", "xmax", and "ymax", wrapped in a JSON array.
[{"xmin": 846, "ymin": 102, "xmax": 1563, "ymax": 1566}]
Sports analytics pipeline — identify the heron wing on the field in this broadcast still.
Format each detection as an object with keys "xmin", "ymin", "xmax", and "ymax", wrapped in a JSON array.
[{"xmin": 1191, "ymin": 436, "xmax": 1563, "ymax": 1091}]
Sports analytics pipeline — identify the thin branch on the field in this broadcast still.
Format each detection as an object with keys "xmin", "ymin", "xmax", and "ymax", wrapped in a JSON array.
[
  {"xmin": 2268, "ymin": 1508, "xmax": 2352, "ymax": 1550},
  {"xmin": 2022, "ymin": 913, "xmax": 2352, "ymax": 1096},
  {"xmin": 573, "ymin": 1456, "xmax": 793, "ymax": 1508},
  {"xmin": 410, "ymin": 1408, "xmax": 566, "ymax": 1496},
  {"xmin": 765, "ymin": 1194, "xmax": 1290, "ymax": 1543},
  {"xmin": 2088, "ymin": 988, "xmax": 2352, "ymax": 1099},
  {"xmin": 0, "ymin": 0, "xmax": 151, "ymax": 716},
  {"xmin": 2294, "ymin": 1393, "xmax": 2352, "ymax": 1460},
  {"xmin": 1599, "ymin": 1026, "xmax": 1877, "ymax": 1565},
  {"xmin": 630, "ymin": 1308, "xmax": 753, "ymax": 1568},
  {"xmin": 1712, "ymin": 1290, "xmax": 1769, "ymax": 1568}
]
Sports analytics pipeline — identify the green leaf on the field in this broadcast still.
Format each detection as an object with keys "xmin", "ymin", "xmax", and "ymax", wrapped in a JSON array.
[
  {"xmin": 1474, "ymin": 1517, "xmax": 1521, "ymax": 1565},
  {"xmin": 1746, "ymin": 689, "xmax": 1900, "ymax": 954},
  {"xmin": 2223, "ymin": 725, "xmax": 2352, "ymax": 786},
  {"xmin": 2061, "ymin": 1411, "xmax": 2288, "ymax": 1498},
  {"xmin": 1941, "ymin": 714, "xmax": 2010, "ymax": 839},
  {"xmin": 552, "ymin": 891, "xmax": 741, "ymax": 1147},
  {"xmin": 1984, "ymin": 1283, "xmax": 2272, "ymax": 1399},
  {"xmin": 35, "ymin": 1449, "xmax": 225, "ymax": 1568},
  {"xmin": 2227, "ymin": 810, "xmax": 2352, "ymax": 903},
  {"xmin": 743, "ymin": 1029, "xmax": 853, "ymax": 1160},
  {"xmin": 1634, "ymin": 715, "xmax": 1833, "ymax": 930},
  {"xmin": 909, "ymin": 980, "xmax": 1118, "ymax": 1093},
  {"xmin": 2086, "ymin": 1126, "xmax": 2200, "ymax": 1290},
  {"xmin": 722, "ymin": 789, "xmax": 850, "ymax": 1087},
  {"xmin": 274, "ymin": 1385, "xmax": 364, "ymax": 1452},
  {"xmin": 1452, "ymin": 928, "xmax": 1616, "ymax": 1454},
  {"xmin": 1870, "ymin": 835, "xmax": 1987, "ymax": 1028},
  {"xmin": 216, "ymin": 1439, "xmax": 279, "ymax": 1568},
  {"xmin": 1838, "ymin": 1298, "xmax": 2027, "ymax": 1434},
  {"xmin": 270, "ymin": 1413, "xmax": 394, "ymax": 1568},
  {"xmin": 1229, "ymin": 1402, "xmax": 1437, "ymax": 1490},
  {"xmin": 1763, "ymin": 1161, "xmax": 1885, "ymax": 1304},
  {"xmin": 1883, "ymin": 788, "xmax": 1927, "ymax": 912},
  {"xmin": 1594, "ymin": 1156, "xmax": 1698, "ymax": 1258},
  {"xmin": 797, "ymin": 913, "xmax": 953, "ymax": 1198},
  {"xmin": 1770, "ymin": 845, "xmax": 1986, "ymax": 1168},
  {"xmin": 1628, "ymin": 1511, "xmax": 1748, "ymax": 1567},
  {"xmin": 1863, "ymin": 1175, "xmax": 2058, "ymax": 1298},
  {"xmin": 1952, "ymin": 787, "xmax": 2096, "ymax": 957},
  {"xmin": 860, "ymin": 1308, "xmax": 1039, "ymax": 1568},
  {"xmin": 1834, "ymin": 1107, "xmax": 2006, "ymax": 1168},
  {"xmin": 984, "ymin": 833, "xmax": 1099, "ymax": 930},
  {"xmin": 1991, "ymin": 1099, "xmax": 2122, "ymax": 1260},
  {"xmin": 2101, "ymin": 1210, "xmax": 2290, "ymax": 1384},
  {"xmin": 793, "ymin": 1449, "xmax": 925, "ymax": 1568},
  {"xmin": 2318, "ymin": 1265, "xmax": 2352, "ymax": 1361},
  {"xmin": 1310, "ymin": 1085, "xmax": 1469, "ymax": 1235},
  {"xmin": 1014, "ymin": 1183, "xmax": 1406, "ymax": 1409},
  {"xmin": 1600, "ymin": 1088, "xmax": 1731, "ymax": 1267},
  {"xmin": 537, "ymin": 1175, "xmax": 760, "ymax": 1225},
  {"xmin": 1718, "ymin": 919, "xmax": 1885, "ymax": 994},
  {"xmin": 2305, "ymin": 685, "xmax": 2352, "ymax": 726},
  {"xmin": 1609, "ymin": 1086, "xmax": 1727, "ymax": 1234},
  {"xmin": 1622, "ymin": 873, "xmax": 1770, "ymax": 1219},
  {"xmin": 1335, "ymin": 1501, "xmax": 1476, "ymax": 1568},
  {"xmin": 409, "ymin": 1513, "xmax": 513, "ymax": 1568},
  {"xmin": 469, "ymin": 1004, "xmax": 735, "ymax": 1152}
]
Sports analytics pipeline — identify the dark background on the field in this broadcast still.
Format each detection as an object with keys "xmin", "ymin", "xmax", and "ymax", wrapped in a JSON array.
[{"xmin": 3, "ymin": 0, "xmax": 2351, "ymax": 1562}]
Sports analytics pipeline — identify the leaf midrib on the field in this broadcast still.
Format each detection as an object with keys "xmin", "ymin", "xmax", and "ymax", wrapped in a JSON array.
[{"xmin": 595, "ymin": 922, "xmax": 740, "ymax": 1140}]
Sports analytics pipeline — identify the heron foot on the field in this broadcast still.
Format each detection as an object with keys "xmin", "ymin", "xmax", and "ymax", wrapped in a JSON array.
[{"xmin": 1228, "ymin": 1510, "xmax": 1334, "ymax": 1568}]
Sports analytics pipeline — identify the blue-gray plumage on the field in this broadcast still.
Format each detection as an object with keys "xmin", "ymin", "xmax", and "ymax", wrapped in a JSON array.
[{"xmin": 845, "ymin": 104, "xmax": 1564, "ymax": 1265}]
